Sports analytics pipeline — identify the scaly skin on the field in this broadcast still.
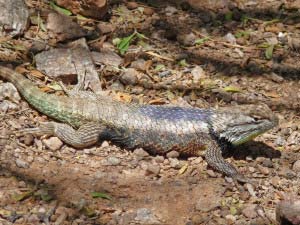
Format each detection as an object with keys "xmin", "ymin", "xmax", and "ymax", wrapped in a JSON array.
[{"xmin": 0, "ymin": 66, "xmax": 279, "ymax": 182}]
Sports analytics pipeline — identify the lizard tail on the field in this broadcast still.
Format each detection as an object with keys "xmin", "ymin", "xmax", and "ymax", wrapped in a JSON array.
[{"xmin": 0, "ymin": 66, "xmax": 46, "ymax": 102}]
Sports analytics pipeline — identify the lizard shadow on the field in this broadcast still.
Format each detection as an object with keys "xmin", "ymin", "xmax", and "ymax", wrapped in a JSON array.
[{"xmin": 223, "ymin": 140, "xmax": 281, "ymax": 160}]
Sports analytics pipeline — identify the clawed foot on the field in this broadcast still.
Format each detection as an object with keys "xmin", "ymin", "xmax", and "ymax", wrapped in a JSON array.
[{"xmin": 18, "ymin": 122, "xmax": 55, "ymax": 136}]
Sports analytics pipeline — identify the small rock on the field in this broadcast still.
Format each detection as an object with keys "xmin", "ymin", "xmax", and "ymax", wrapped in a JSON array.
[
  {"xmin": 91, "ymin": 49, "xmax": 123, "ymax": 67},
  {"xmin": 42, "ymin": 137, "xmax": 63, "ymax": 151},
  {"xmin": 242, "ymin": 204, "xmax": 257, "ymax": 219},
  {"xmin": 27, "ymin": 214, "xmax": 39, "ymax": 223},
  {"xmin": 133, "ymin": 148, "xmax": 149, "ymax": 158},
  {"xmin": 274, "ymin": 136, "xmax": 286, "ymax": 146},
  {"xmin": 169, "ymin": 158, "xmax": 181, "ymax": 169},
  {"xmin": 110, "ymin": 80, "xmax": 125, "ymax": 91},
  {"xmin": 191, "ymin": 214, "xmax": 206, "ymax": 224},
  {"xmin": 22, "ymin": 134, "xmax": 34, "ymax": 146},
  {"xmin": 269, "ymin": 72, "xmax": 284, "ymax": 83},
  {"xmin": 15, "ymin": 158, "xmax": 29, "ymax": 168},
  {"xmin": 101, "ymin": 141, "xmax": 110, "ymax": 148},
  {"xmin": 270, "ymin": 176, "xmax": 280, "ymax": 186},
  {"xmin": 276, "ymin": 199, "xmax": 300, "ymax": 225},
  {"xmin": 195, "ymin": 198, "xmax": 220, "ymax": 212},
  {"xmin": 143, "ymin": 7, "xmax": 154, "ymax": 15},
  {"xmin": 135, "ymin": 208, "xmax": 159, "ymax": 224},
  {"xmin": 224, "ymin": 32, "xmax": 236, "ymax": 45},
  {"xmin": 262, "ymin": 158, "xmax": 273, "ymax": 168},
  {"xmin": 154, "ymin": 156, "xmax": 164, "ymax": 163},
  {"xmin": 120, "ymin": 68, "xmax": 139, "ymax": 85},
  {"xmin": 191, "ymin": 65, "xmax": 206, "ymax": 83},
  {"xmin": 146, "ymin": 164, "xmax": 160, "ymax": 176},
  {"xmin": 225, "ymin": 214, "xmax": 236, "ymax": 224},
  {"xmin": 292, "ymin": 160, "xmax": 300, "ymax": 173},
  {"xmin": 166, "ymin": 150, "xmax": 179, "ymax": 158},
  {"xmin": 207, "ymin": 170, "xmax": 217, "ymax": 178},
  {"xmin": 97, "ymin": 22, "xmax": 115, "ymax": 34},
  {"xmin": 257, "ymin": 165, "xmax": 270, "ymax": 175},
  {"xmin": 106, "ymin": 156, "xmax": 121, "ymax": 166},
  {"xmin": 56, "ymin": 0, "xmax": 107, "ymax": 19},
  {"xmin": 245, "ymin": 183, "xmax": 256, "ymax": 197},
  {"xmin": 165, "ymin": 6, "xmax": 178, "ymax": 14},
  {"xmin": 126, "ymin": 1, "xmax": 138, "ymax": 9}
]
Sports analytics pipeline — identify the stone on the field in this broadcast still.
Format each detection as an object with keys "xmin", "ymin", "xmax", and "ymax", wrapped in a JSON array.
[
  {"xmin": 106, "ymin": 156, "xmax": 121, "ymax": 166},
  {"xmin": 91, "ymin": 49, "xmax": 123, "ymax": 67},
  {"xmin": 292, "ymin": 160, "xmax": 300, "ymax": 173},
  {"xmin": 0, "ymin": 0, "xmax": 29, "ymax": 37},
  {"xmin": 56, "ymin": 0, "xmax": 107, "ymax": 19},
  {"xmin": 242, "ymin": 204, "xmax": 257, "ymax": 219},
  {"xmin": 135, "ymin": 208, "xmax": 159, "ymax": 224},
  {"xmin": 15, "ymin": 158, "xmax": 29, "ymax": 168},
  {"xmin": 276, "ymin": 199, "xmax": 300, "ymax": 225},
  {"xmin": 169, "ymin": 158, "xmax": 181, "ymax": 169},
  {"xmin": 120, "ymin": 68, "xmax": 139, "ymax": 85},
  {"xmin": 133, "ymin": 148, "xmax": 149, "ymax": 158},
  {"xmin": 42, "ymin": 137, "xmax": 63, "ymax": 151},
  {"xmin": 146, "ymin": 164, "xmax": 160, "ymax": 176},
  {"xmin": 166, "ymin": 150, "xmax": 179, "ymax": 158}
]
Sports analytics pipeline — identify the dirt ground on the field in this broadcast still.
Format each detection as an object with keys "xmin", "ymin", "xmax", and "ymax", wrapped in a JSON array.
[{"xmin": 1, "ymin": 0, "xmax": 300, "ymax": 225}]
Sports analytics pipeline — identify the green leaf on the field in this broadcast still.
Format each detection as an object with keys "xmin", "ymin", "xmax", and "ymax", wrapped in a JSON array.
[
  {"xmin": 225, "ymin": 11, "xmax": 233, "ymax": 21},
  {"xmin": 117, "ymin": 32, "xmax": 136, "ymax": 54},
  {"xmin": 194, "ymin": 37, "xmax": 209, "ymax": 45},
  {"xmin": 12, "ymin": 191, "xmax": 33, "ymax": 201},
  {"xmin": 154, "ymin": 64, "xmax": 165, "ymax": 71},
  {"xmin": 223, "ymin": 86, "xmax": 242, "ymax": 93},
  {"xmin": 178, "ymin": 59, "xmax": 188, "ymax": 67},
  {"xmin": 50, "ymin": 1, "xmax": 72, "ymax": 16},
  {"xmin": 91, "ymin": 192, "xmax": 112, "ymax": 200},
  {"xmin": 265, "ymin": 44, "xmax": 274, "ymax": 60},
  {"xmin": 48, "ymin": 83, "xmax": 63, "ymax": 91}
]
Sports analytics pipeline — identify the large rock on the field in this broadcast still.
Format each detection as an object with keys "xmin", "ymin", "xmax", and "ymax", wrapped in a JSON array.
[
  {"xmin": 0, "ymin": 0, "xmax": 29, "ymax": 37},
  {"xmin": 56, "ymin": 0, "xmax": 108, "ymax": 19},
  {"xmin": 276, "ymin": 199, "xmax": 300, "ymax": 225}
]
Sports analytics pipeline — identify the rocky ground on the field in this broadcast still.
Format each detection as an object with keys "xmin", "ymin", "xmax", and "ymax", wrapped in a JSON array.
[{"xmin": 1, "ymin": 0, "xmax": 300, "ymax": 225}]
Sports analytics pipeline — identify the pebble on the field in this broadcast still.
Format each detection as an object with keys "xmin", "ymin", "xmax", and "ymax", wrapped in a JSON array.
[
  {"xmin": 262, "ymin": 158, "xmax": 273, "ymax": 168},
  {"xmin": 146, "ymin": 164, "xmax": 160, "ymax": 176},
  {"xmin": 245, "ymin": 183, "xmax": 256, "ymax": 197},
  {"xmin": 206, "ymin": 170, "xmax": 217, "ymax": 178},
  {"xmin": 274, "ymin": 136, "xmax": 286, "ymax": 146},
  {"xmin": 133, "ymin": 148, "xmax": 149, "ymax": 158},
  {"xmin": 165, "ymin": 6, "xmax": 178, "ymax": 14},
  {"xmin": 42, "ymin": 137, "xmax": 63, "ymax": 151},
  {"xmin": 135, "ymin": 208, "xmax": 158, "ymax": 223},
  {"xmin": 27, "ymin": 214, "xmax": 39, "ymax": 223},
  {"xmin": 169, "ymin": 158, "xmax": 181, "ymax": 169},
  {"xmin": 15, "ymin": 158, "xmax": 29, "ymax": 168},
  {"xmin": 106, "ymin": 156, "xmax": 121, "ymax": 166},
  {"xmin": 191, "ymin": 65, "xmax": 206, "ymax": 83},
  {"xmin": 120, "ymin": 68, "xmax": 138, "ymax": 85},
  {"xmin": 154, "ymin": 155, "xmax": 164, "ymax": 163},
  {"xmin": 101, "ymin": 141, "xmax": 110, "ymax": 148},
  {"xmin": 225, "ymin": 215, "xmax": 236, "ymax": 224},
  {"xmin": 166, "ymin": 150, "xmax": 179, "ymax": 158},
  {"xmin": 242, "ymin": 204, "xmax": 257, "ymax": 218},
  {"xmin": 22, "ymin": 134, "xmax": 34, "ymax": 146},
  {"xmin": 292, "ymin": 160, "xmax": 300, "ymax": 172},
  {"xmin": 257, "ymin": 165, "xmax": 270, "ymax": 175}
]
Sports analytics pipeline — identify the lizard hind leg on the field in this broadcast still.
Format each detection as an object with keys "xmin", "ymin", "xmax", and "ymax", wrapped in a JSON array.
[
  {"xmin": 23, "ymin": 122, "xmax": 106, "ymax": 149},
  {"xmin": 204, "ymin": 139, "xmax": 250, "ymax": 183}
]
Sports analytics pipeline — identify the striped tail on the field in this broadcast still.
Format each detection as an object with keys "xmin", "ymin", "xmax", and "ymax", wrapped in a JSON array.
[{"xmin": 0, "ymin": 66, "xmax": 75, "ymax": 125}]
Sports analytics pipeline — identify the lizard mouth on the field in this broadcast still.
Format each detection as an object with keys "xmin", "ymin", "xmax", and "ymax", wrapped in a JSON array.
[{"xmin": 221, "ymin": 119, "xmax": 277, "ymax": 146}]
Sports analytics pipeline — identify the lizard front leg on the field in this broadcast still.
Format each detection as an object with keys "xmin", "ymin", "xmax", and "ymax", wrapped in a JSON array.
[
  {"xmin": 204, "ymin": 139, "xmax": 249, "ymax": 183},
  {"xmin": 24, "ymin": 122, "xmax": 106, "ymax": 148}
]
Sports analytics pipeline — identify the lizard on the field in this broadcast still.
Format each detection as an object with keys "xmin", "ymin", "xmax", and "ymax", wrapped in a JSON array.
[{"xmin": 0, "ymin": 66, "xmax": 278, "ymax": 182}]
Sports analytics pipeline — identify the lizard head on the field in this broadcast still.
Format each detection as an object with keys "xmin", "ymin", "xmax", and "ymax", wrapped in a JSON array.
[{"xmin": 211, "ymin": 104, "xmax": 279, "ymax": 146}]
